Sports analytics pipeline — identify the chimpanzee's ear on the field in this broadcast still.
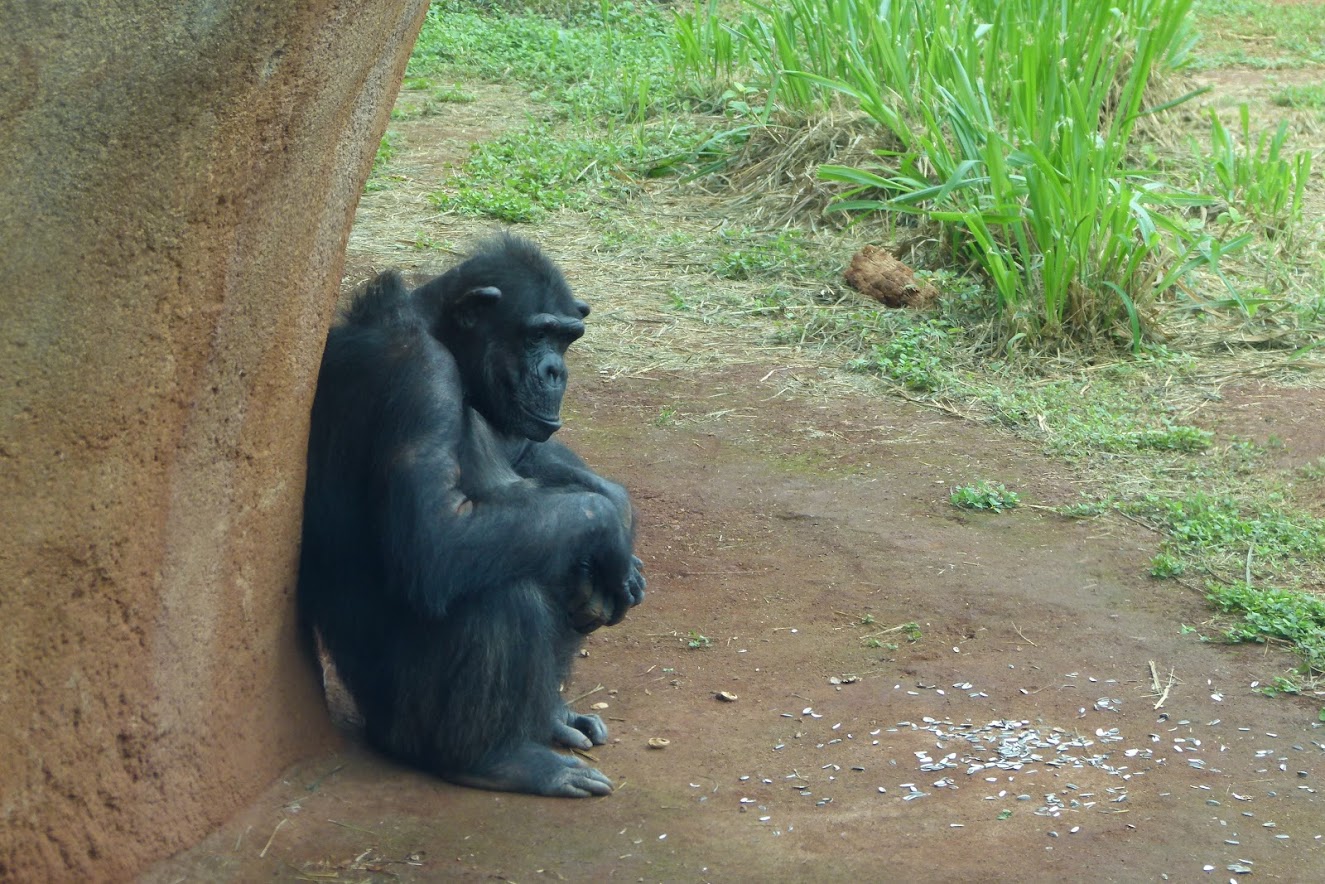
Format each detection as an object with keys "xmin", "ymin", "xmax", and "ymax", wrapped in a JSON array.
[
  {"xmin": 413, "ymin": 275, "xmax": 501, "ymax": 307},
  {"xmin": 460, "ymin": 285, "xmax": 502, "ymax": 303},
  {"xmin": 453, "ymin": 286, "xmax": 501, "ymax": 329}
]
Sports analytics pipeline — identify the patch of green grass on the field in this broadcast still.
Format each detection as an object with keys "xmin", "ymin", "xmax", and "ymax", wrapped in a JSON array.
[
  {"xmin": 364, "ymin": 129, "xmax": 402, "ymax": 192},
  {"xmin": 794, "ymin": 306, "xmax": 1219, "ymax": 458},
  {"xmin": 404, "ymin": 0, "xmax": 739, "ymax": 197},
  {"xmin": 847, "ymin": 322, "xmax": 955, "ymax": 394},
  {"xmin": 984, "ymin": 378, "xmax": 1215, "ymax": 458},
  {"xmin": 1204, "ymin": 104, "xmax": 1313, "ymax": 235},
  {"xmin": 374, "ymin": 129, "xmax": 400, "ymax": 167},
  {"xmin": 401, "ymin": 75, "xmax": 434, "ymax": 91},
  {"xmin": 427, "ymin": 128, "xmax": 631, "ymax": 222},
  {"xmin": 1254, "ymin": 675, "xmax": 1308, "ymax": 698},
  {"xmin": 1191, "ymin": 0, "xmax": 1325, "ymax": 68},
  {"xmin": 428, "ymin": 114, "xmax": 722, "ymax": 223},
  {"xmin": 1150, "ymin": 551, "xmax": 1186, "ymax": 579},
  {"xmin": 458, "ymin": 0, "xmax": 608, "ymax": 19},
  {"xmin": 1295, "ymin": 292, "xmax": 1325, "ymax": 328},
  {"xmin": 1207, "ymin": 580, "xmax": 1325, "ymax": 676},
  {"xmin": 1131, "ymin": 493, "xmax": 1325, "ymax": 567},
  {"xmin": 1122, "ymin": 485, "xmax": 1325, "ymax": 679},
  {"xmin": 950, "ymin": 481, "xmax": 1021, "ymax": 513},
  {"xmin": 1270, "ymin": 82, "xmax": 1325, "ymax": 110},
  {"xmin": 409, "ymin": 231, "xmax": 442, "ymax": 251},
  {"xmin": 410, "ymin": 1, "xmax": 681, "ymax": 121},
  {"xmin": 686, "ymin": 630, "xmax": 712, "ymax": 649},
  {"xmin": 890, "ymin": 622, "xmax": 922, "ymax": 644},
  {"xmin": 1060, "ymin": 499, "xmax": 1110, "ymax": 519},
  {"xmin": 711, "ymin": 228, "xmax": 809, "ymax": 280},
  {"xmin": 430, "ymin": 83, "xmax": 477, "ymax": 104}
]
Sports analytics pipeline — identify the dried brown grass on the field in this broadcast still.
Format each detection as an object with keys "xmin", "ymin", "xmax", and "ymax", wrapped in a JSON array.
[{"xmin": 690, "ymin": 108, "xmax": 898, "ymax": 229}]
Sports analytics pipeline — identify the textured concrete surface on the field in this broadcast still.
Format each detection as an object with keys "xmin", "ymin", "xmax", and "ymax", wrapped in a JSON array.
[{"xmin": 0, "ymin": 2, "xmax": 428, "ymax": 878}]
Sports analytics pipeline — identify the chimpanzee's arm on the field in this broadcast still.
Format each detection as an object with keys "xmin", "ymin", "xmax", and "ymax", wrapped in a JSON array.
[
  {"xmin": 376, "ymin": 354, "xmax": 632, "ymax": 620},
  {"xmin": 514, "ymin": 439, "xmax": 634, "ymax": 521},
  {"xmin": 515, "ymin": 438, "xmax": 645, "ymax": 617}
]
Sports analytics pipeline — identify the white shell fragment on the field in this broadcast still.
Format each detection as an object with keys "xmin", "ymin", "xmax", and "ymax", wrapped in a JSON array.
[
  {"xmin": 716, "ymin": 691, "xmax": 738, "ymax": 702},
  {"xmin": 647, "ymin": 737, "xmax": 670, "ymax": 749}
]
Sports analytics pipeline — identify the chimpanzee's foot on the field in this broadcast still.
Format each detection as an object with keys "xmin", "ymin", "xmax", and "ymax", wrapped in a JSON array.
[
  {"xmin": 552, "ymin": 706, "xmax": 608, "ymax": 749},
  {"xmin": 454, "ymin": 742, "xmax": 613, "ymax": 797}
]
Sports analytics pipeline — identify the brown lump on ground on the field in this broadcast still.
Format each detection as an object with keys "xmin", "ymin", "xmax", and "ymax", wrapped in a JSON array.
[{"xmin": 844, "ymin": 245, "xmax": 939, "ymax": 308}]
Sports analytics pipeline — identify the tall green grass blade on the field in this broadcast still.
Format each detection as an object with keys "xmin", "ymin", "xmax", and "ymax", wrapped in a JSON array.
[{"xmin": 672, "ymin": 0, "xmax": 1266, "ymax": 348}]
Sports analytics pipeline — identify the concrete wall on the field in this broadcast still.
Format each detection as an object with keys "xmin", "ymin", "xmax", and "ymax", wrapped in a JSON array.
[{"xmin": 0, "ymin": 1, "xmax": 430, "ymax": 877}]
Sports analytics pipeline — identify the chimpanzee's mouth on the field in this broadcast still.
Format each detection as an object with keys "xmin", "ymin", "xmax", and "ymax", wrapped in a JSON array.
[{"xmin": 523, "ymin": 408, "xmax": 562, "ymax": 432}]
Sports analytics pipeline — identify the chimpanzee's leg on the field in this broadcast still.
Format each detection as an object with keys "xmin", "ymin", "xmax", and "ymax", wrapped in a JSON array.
[{"xmin": 368, "ymin": 581, "xmax": 612, "ymax": 798}]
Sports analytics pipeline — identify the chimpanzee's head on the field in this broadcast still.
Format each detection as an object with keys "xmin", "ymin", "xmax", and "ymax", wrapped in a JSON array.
[{"xmin": 418, "ymin": 234, "xmax": 590, "ymax": 442}]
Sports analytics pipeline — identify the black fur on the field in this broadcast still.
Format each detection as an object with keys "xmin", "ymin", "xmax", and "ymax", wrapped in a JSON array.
[{"xmin": 299, "ymin": 234, "xmax": 644, "ymax": 797}]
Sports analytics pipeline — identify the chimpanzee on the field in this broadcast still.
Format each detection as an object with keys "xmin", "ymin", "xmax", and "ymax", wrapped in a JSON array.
[{"xmin": 298, "ymin": 233, "xmax": 645, "ymax": 798}]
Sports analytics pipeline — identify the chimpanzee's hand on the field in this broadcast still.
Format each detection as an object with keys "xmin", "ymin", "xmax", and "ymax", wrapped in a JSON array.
[
  {"xmin": 622, "ymin": 555, "xmax": 646, "ymax": 610},
  {"xmin": 568, "ymin": 555, "xmax": 644, "ymax": 634}
]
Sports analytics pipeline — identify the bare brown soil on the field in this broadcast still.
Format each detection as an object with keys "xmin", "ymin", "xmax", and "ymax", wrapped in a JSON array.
[
  {"xmin": 1199, "ymin": 383, "xmax": 1325, "ymax": 476},
  {"xmin": 147, "ymin": 79, "xmax": 1325, "ymax": 883},
  {"xmin": 147, "ymin": 365, "xmax": 1325, "ymax": 882}
]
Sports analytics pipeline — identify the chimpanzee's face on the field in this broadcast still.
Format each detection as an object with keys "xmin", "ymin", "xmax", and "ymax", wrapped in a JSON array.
[{"xmin": 440, "ymin": 250, "xmax": 590, "ymax": 442}]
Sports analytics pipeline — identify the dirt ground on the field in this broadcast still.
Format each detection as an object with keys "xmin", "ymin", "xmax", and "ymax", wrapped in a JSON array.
[
  {"xmin": 146, "ymin": 367, "xmax": 1325, "ymax": 882},
  {"xmin": 146, "ymin": 78, "xmax": 1325, "ymax": 883}
]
